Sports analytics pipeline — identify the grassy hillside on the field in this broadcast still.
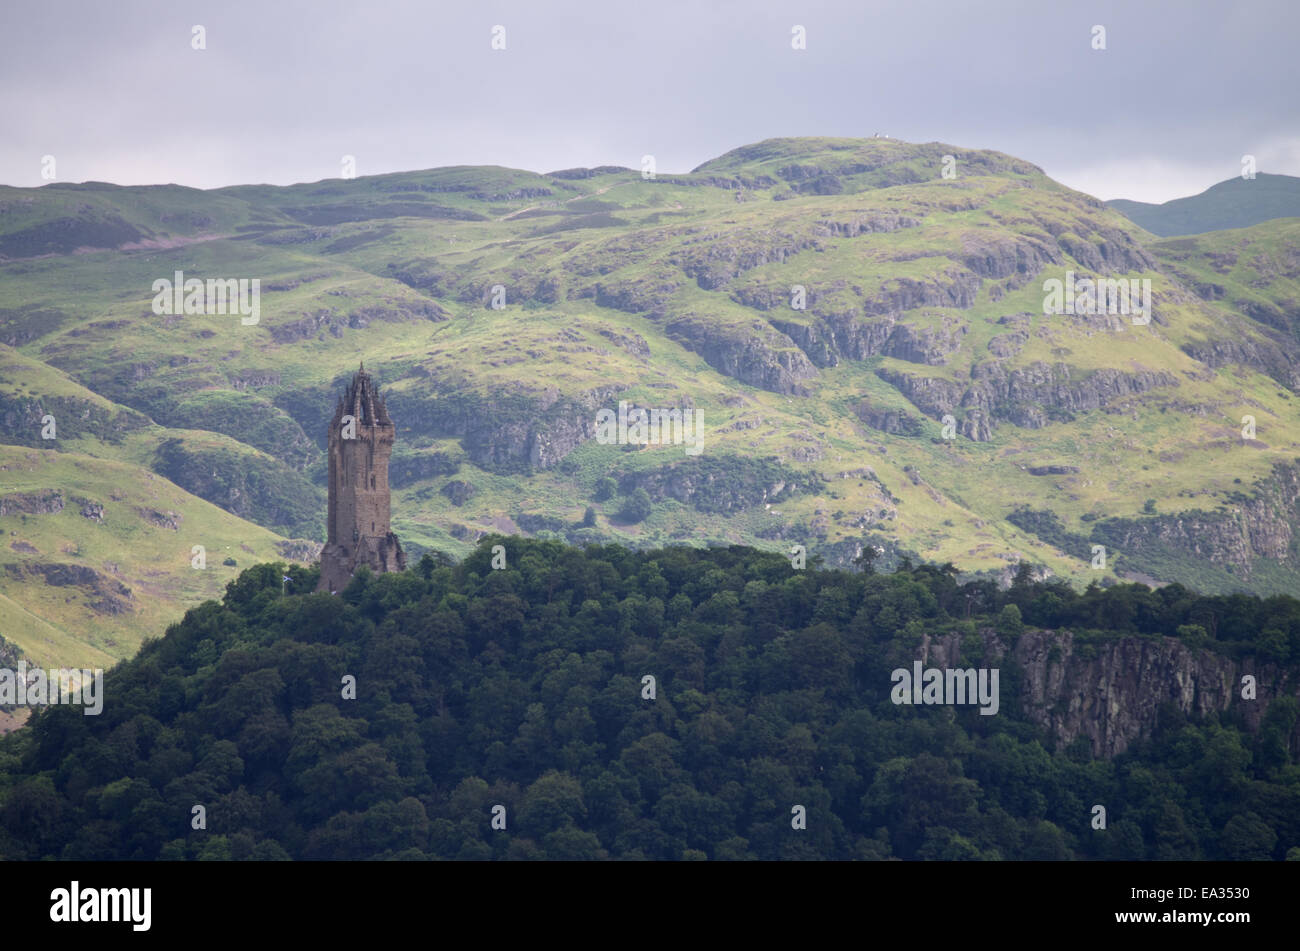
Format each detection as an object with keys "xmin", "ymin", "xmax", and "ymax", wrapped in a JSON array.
[
  {"xmin": 0, "ymin": 444, "xmax": 300, "ymax": 667},
  {"xmin": 1145, "ymin": 218, "xmax": 1300, "ymax": 342},
  {"xmin": 3, "ymin": 136, "xmax": 1300, "ymax": 667}
]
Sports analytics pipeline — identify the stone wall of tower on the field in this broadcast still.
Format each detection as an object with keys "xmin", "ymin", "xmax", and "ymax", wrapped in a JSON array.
[
  {"xmin": 327, "ymin": 423, "xmax": 393, "ymax": 543},
  {"xmin": 318, "ymin": 367, "xmax": 406, "ymax": 593}
]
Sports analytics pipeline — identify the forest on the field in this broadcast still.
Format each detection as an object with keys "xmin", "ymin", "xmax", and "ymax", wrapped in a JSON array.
[{"xmin": 1, "ymin": 538, "xmax": 1297, "ymax": 860}]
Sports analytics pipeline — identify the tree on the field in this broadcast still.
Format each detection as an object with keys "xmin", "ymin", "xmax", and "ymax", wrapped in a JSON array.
[
  {"xmin": 1255, "ymin": 696, "xmax": 1297, "ymax": 774},
  {"xmin": 1220, "ymin": 812, "xmax": 1277, "ymax": 861},
  {"xmin": 519, "ymin": 772, "xmax": 587, "ymax": 833},
  {"xmin": 1257, "ymin": 627, "xmax": 1290, "ymax": 664},
  {"xmin": 997, "ymin": 603, "xmax": 1024, "ymax": 638},
  {"xmin": 582, "ymin": 506, "xmax": 597, "ymax": 527},
  {"xmin": 594, "ymin": 477, "xmax": 617, "ymax": 502},
  {"xmin": 1010, "ymin": 560, "xmax": 1036, "ymax": 589},
  {"xmin": 197, "ymin": 836, "xmax": 233, "ymax": 861},
  {"xmin": 1152, "ymin": 801, "xmax": 1201, "ymax": 860},
  {"xmin": 418, "ymin": 550, "xmax": 456, "ymax": 576},
  {"xmin": 853, "ymin": 542, "xmax": 879, "ymax": 574},
  {"xmin": 619, "ymin": 488, "xmax": 653, "ymax": 524},
  {"xmin": 863, "ymin": 755, "xmax": 980, "ymax": 857}
]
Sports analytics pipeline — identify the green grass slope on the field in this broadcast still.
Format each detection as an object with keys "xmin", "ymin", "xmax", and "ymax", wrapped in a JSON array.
[
  {"xmin": 0, "ymin": 444, "xmax": 301, "ymax": 668},
  {"xmin": 4, "ymin": 137, "xmax": 1300, "ymax": 668}
]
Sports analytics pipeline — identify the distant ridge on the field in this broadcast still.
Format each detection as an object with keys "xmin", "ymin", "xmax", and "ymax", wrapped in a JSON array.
[{"xmin": 1108, "ymin": 172, "xmax": 1300, "ymax": 236}]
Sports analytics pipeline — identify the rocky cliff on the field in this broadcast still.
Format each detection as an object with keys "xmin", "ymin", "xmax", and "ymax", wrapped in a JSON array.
[
  {"xmin": 877, "ymin": 361, "xmax": 1181, "ymax": 439},
  {"xmin": 921, "ymin": 627, "xmax": 1299, "ymax": 758}
]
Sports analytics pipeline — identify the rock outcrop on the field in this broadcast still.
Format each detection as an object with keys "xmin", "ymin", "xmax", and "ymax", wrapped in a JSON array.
[
  {"xmin": 664, "ymin": 317, "xmax": 817, "ymax": 396},
  {"xmin": 921, "ymin": 627, "xmax": 1298, "ymax": 758},
  {"xmin": 0, "ymin": 490, "xmax": 64, "ymax": 515},
  {"xmin": 616, "ymin": 455, "xmax": 824, "ymax": 514},
  {"xmin": 854, "ymin": 400, "xmax": 925, "ymax": 436},
  {"xmin": 877, "ymin": 361, "xmax": 1180, "ymax": 439},
  {"xmin": 394, "ymin": 383, "xmax": 627, "ymax": 473},
  {"xmin": 2, "ymin": 561, "xmax": 133, "ymax": 615}
]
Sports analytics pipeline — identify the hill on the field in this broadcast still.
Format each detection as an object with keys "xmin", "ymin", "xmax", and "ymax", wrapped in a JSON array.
[
  {"xmin": 1108, "ymin": 173, "xmax": 1300, "ymax": 236},
  {"xmin": 0, "ymin": 348, "xmax": 317, "ymax": 670},
  {"xmin": 4, "ymin": 136, "xmax": 1300, "ymax": 669},
  {"xmin": 0, "ymin": 540, "xmax": 1297, "ymax": 860}
]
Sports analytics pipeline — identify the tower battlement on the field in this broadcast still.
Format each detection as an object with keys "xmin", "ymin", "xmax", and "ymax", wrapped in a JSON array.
[{"xmin": 317, "ymin": 364, "xmax": 406, "ymax": 592}]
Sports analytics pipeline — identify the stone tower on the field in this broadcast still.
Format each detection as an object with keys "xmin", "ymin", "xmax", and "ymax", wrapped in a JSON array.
[{"xmin": 317, "ymin": 364, "xmax": 406, "ymax": 593}]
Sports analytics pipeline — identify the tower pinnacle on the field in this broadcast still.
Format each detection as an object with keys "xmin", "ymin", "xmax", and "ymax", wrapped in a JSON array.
[{"xmin": 317, "ymin": 365, "xmax": 406, "ymax": 592}]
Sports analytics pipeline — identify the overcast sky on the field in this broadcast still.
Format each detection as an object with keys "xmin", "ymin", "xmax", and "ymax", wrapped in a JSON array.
[{"xmin": 2, "ymin": 0, "xmax": 1296, "ymax": 203}]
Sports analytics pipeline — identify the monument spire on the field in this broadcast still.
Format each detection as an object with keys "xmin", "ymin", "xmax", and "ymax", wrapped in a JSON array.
[{"xmin": 317, "ymin": 365, "xmax": 406, "ymax": 592}]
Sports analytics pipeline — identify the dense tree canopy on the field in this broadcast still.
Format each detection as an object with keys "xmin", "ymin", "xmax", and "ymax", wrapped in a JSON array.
[{"xmin": 1, "ymin": 539, "xmax": 1297, "ymax": 860}]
